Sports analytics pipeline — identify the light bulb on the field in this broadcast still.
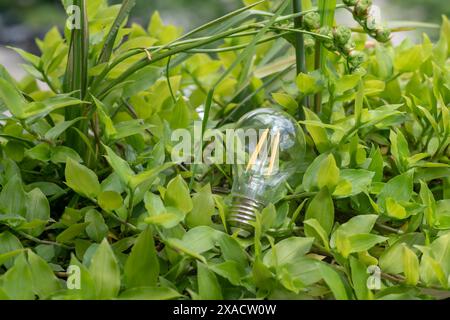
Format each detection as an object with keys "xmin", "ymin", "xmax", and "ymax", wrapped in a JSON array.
[{"xmin": 227, "ymin": 108, "xmax": 306, "ymax": 237}]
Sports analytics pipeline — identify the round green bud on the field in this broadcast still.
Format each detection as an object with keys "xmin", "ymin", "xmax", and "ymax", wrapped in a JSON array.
[
  {"xmin": 342, "ymin": 40, "xmax": 356, "ymax": 55},
  {"xmin": 365, "ymin": 15, "xmax": 378, "ymax": 31},
  {"xmin": 303, "ymin": 12, "xmax": 321, "ymax": 30},
  {"xmin": 304, "ymin": 34, "xmax": 316, "ymax": 48},
  {"xmin": 319, "ymin": 26, "xmax": 336, "ymax": 50},
  {"xmin": 333, "ymin": 26, "xmax": 352, "ymax": 47},
  {"xmin": 348, "ymin": 50, "xmax": 366, "ymax": 68},
  {"xmin": 354, "ymin": 0, "xmax": 372, "ymax": 18},
  {"xmin": 375, "ymin": 27, "xmax": 391, "ymax": 42}
]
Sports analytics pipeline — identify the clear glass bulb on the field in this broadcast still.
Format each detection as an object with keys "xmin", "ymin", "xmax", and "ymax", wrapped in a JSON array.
[{"xmin": 227, "ymin": 107, "xmax": 306, "ymax": 236}]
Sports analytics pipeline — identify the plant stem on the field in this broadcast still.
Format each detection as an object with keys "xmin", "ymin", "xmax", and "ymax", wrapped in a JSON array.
[{"xmin": 14, "ymin": 230, "xmax": 74, "ymax": 250}]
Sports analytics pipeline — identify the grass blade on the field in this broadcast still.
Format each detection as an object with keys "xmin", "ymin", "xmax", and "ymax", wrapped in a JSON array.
[
  {"xmin": 97, "ymin": 0, "xmax": 136, "ymax": 64},
  {"xmin": 63, "ymin": 0, "xmax": 89, "ymax": 155}
]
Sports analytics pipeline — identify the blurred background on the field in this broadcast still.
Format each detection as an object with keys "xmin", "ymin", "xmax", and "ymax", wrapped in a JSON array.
[{"xmin": 0, "ymin": 0, "xmax": 447, "ymax": 79}]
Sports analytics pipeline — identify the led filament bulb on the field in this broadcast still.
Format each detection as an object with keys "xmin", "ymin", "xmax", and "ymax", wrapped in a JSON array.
[{"xmin": 227, "ymin": 108, "xmax": 306, "ymax": 237}]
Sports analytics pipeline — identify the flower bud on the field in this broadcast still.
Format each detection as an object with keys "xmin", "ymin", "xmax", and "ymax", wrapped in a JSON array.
[
  {"xmin": 319, "ymin": 26, "xmax": 335, "ymax": 50},
  {"xmin": 303, "ymin": 12, "xmax": 321, "ymax": 31},
  {"xmin": 348, "ymin": 50, "xmax": 365, "ymax": 67},
  {"xmin": 342, "ymin": 40, "xmax": 356, "ymax": 55},
  {"xmin": 333, "ymin": 26, "xmax": 352, "ymax": 47},
  {"xmin": 374, "ymin": 26, "xmax": 391, "ymax": 42},
  {"xmin": 354, "ymin": 0, "xmax": 372, "ymax": 18},
  {"xmin": 304, "ymin": 34, "xmax": 316, "ymax": 54},
  {"xmin": 365, "ymin": 15, "xmax": 378, "ymax": 31}
]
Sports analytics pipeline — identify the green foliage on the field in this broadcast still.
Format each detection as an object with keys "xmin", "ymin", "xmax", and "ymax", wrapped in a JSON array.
[{"xmin": 0, "ymin": 0, "xmax": 449, "ymax": 301}]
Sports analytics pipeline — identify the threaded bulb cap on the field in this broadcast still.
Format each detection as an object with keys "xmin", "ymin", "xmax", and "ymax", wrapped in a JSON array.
[{"xmin": 227, "ymin": 195, "xmax": 264, "ymax": 237}]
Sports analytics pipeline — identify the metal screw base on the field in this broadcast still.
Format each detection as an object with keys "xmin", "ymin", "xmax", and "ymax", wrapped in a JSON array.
[{"xmin": 227, "ymin": 194, "xmax": 264, "ymax": 237}]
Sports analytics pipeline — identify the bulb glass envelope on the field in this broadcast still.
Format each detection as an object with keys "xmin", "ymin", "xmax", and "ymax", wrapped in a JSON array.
[{"xmin": 227, "ymin": 107, "xmax": 306, "ymax": 235}]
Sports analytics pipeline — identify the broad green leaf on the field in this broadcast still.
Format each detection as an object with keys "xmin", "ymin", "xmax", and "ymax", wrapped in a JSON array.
[
  {"xmin": 56, "ymin": 222, "xmax": 88, "ymax": 244},
  {"xmin": 98, "ymin": 191, "xmax": 123, "ymax": 211},
  {"xmin": 304, "ymin": 218, "xmax": 330, "ymax": 251},
  {"xmin": 0, "ymin": 254, "xmax": 34, "ymax": 300},
  {"xmin": 297, "ymin": 72, "xmax": 321, "ymax": 95},
  {"xmin": 263, "ymin": 237, "xmax": 314, "ymax": 267},
  {"xmin": 197, "ymin": 261, "xmax": 222, "ymax": 300},
  {"xmin": 208, "ymin": 261, "xmax": 246, "ymax": 287},
  {"xmin": 319, "ymin": 263, "xmax": 349, "ymax": 300},
  {"xmin": 303, "ymin": 108, "xmax": 330, "ymax": 153},
  {"xmin": 103, "ymin": 145, "xmax": 134, "ymax": 186},
  {"xmin": 0, "ymin": 232, "xmax": 23, "ymax": 268},
  {"xmin": 0, "ymin": 78, "xmax": 26, "ymax": 118},
  {"xmin": 25, "ymin": 188, "xmax": 50, "ymax": 236},
  {"xmin": 217, "ymin": 234, "xmax": 247, "ymax": 267},
  {"xmin": 186, "ymin": 184, "xmax": 215, "ymax": 228},
  {"xmin": 65, "ymin": 158, "xmax": 101, "ymax": 199},
  {"xmin": 305, "ymin": 188, "xmax": 334, "ymax": 235},
  {"xmin": 377, "ymin": 171, "xmax": 414, "ymax": 209},
  {"xmin": 402, "ymin": 245, "xmax": 420, "ymax": 286},
  {"xmin": 317, "ymin": 154, "xmax": 340, "ymax": 192},
  {"xmin": 27, "ymin": 250, "xmax": 62, "ymax": 299},
  {"xmin": 0, "ymin": 175, "xmax": 27, "ymax": 217},
  {"xmin": 349, "ymin": 256, "xmax": 371, "ymax": 300},
  {"xmin": 164, "ymin": 175, "xmax": 193, "ymax": 214},
  {"xmin": 124, "ymin": 227, "xmax": 159, "ymax": 289},
  {"xmin": 89, "ymin": 239, "xmax": 121, "ymax": 299},
  {"xmin": 85, "ymin": 209, "xmax": 108, "ymax": 243}
]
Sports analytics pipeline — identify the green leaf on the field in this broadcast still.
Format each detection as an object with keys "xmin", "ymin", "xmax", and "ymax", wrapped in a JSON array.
[
  {"xmin": 303, "ymin": 108, "xmax": 330, "ymax": 153},
  {"xmin": 27, "ymin": 250, "xmax": 62, "ymax": 299},
  {"xmin": 336, "ymin": 233, "xmax": 387, "ymax": 258},
  {"xmin": 197, "ymin": 261, "xmax": 222, "ymax": 300},
  {"xmin": 124, "ymin": 226, "xmax": 159, "ymax": 289},
  {"xmin": 186, "ymin": 184, "xmax": 215, "ymax": 228},
  {"xmin": 0, "ymin": 175, "xmax": 27, "ymax": 217},
  {"xmin": 0, "ymin": 254, "xmax": 34, "ymax": 300},
  {"xmin": 65, "ymin": 158, "xmax": 101, "ymax": 199},
  {"xmin": 296, "ymin": 72, "xmax": 321, "ymax": 95},
  {"xmin": 89, "ymin": 239, "xmax": 121, "ymax": 299},
  {"xmin": 56, "ymin": 222, "xmax": 88, "ymax": 244},
  {"xmin": 103, "ymin": 145, "xmax": 134, "ymax": 187},
  {"xmin": 333, "ymin": 169, "xmax": 374, "ymax": 197},
  {"xmin": 0, "ymin": 78, "xmax": 26, "ymax": 118},
  {"xmin": 98, "ymin": 191, "xmax": 123, "ymax": 211},
  {"xmin": 305, "ymin": 187, "xmax": 334, "ymax": 235},
  {"xmin": 217, "ymin": 234, "xmax": 248, "ymax": 267},
  {"xmin": 145, "ymin": 206, "xmax": 185, "ymax": 229},
  {"xmin": 25, "ymin": 188, "xmax": 50, "ymax": 236},
  {"xmin": 44, "ymin": 117, "xmax": 85, "ymax": 141},
  {"xmin": 209, "ymin": 260, "xmax": 246, "ymax": 286},
  {"xmin": 402, "ymin": 245, "xmax": 420, "ymax": 286},
  {"xmin": 349, "ymin": 256, "xmax": 371, "ymax": 300},
  {"xmin": 85, "ymin": 209, "xmax": 108, "ymax": 243},
  {"xmin": 0, "ymin": 232, "xmax": 23, "ymax": 268},
  {"xmin": 319, "ymin": 263, "xmax": 348, "ymax": 300},
  {"xmin": 164, "ymin": 175, "xmax": 193, "ymax": 214},
  {"xmin": 304, "ymin": 218, "xmax": 330, "ymax": 251},
  {"xmin": 317, "ymin": 154, "xmax": 340, "ymax": 192},
  {"xmin": 51, "ymin": 146, "xmax": 83, "ymax": 164},
  {"xmin": 377, "ymin": 171, "xmax": 414, "ymax": 209},
  {"xmin": 263, "ymin": 237, "xmax": 314, "ymax": 267},
  {"xmin": 272, "ymin": 92, "xmax": 298, "ymax": 113}
]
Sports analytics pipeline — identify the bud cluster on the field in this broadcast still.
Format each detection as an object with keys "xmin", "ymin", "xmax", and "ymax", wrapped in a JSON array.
[
  {"xmin": 318, "ymin": 25, "xmax": 365, "ymax": 73},
  {"xmin": 344, "ymin": 0, "xmax": 391, "ymax": 43}
]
